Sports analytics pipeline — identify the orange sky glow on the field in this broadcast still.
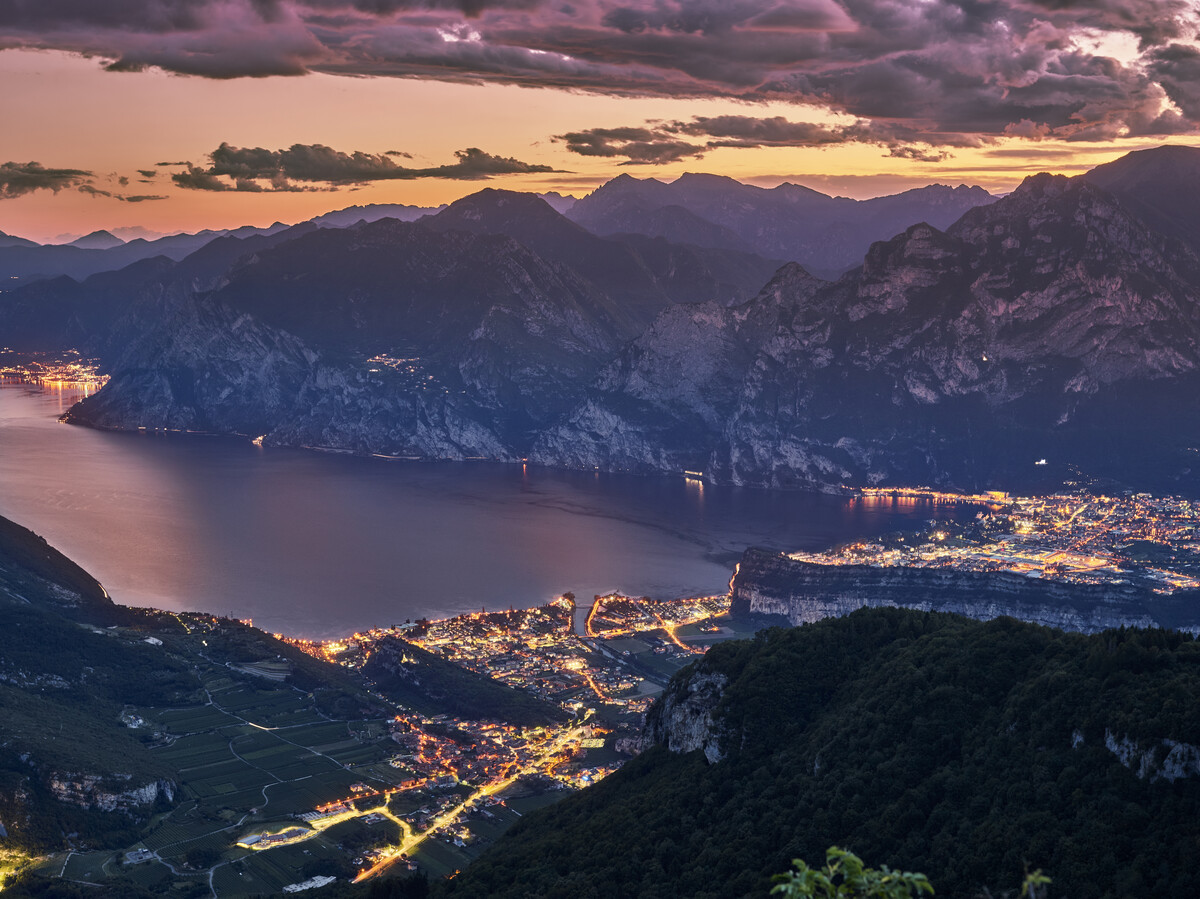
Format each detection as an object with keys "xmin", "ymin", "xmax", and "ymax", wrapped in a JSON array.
[{"xmin": 2, "ymin": 0, "xmax": 1198, "ymax": 243}]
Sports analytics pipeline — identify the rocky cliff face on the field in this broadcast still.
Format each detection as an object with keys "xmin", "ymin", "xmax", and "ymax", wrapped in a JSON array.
[
  {"xmin": 541, "ymin": 168, "xmax": 1200, "ymax": 494},
  {"xmin": 49, "ymin": 775, "xmax": 175, "ymax": 813},
  {"xmin": 66, "ymin": 217, "xmax": 644, "ymax": 458},
  {"xmin": 729, "ymin": 547, "xmax": 1200, "ymax": 634},
  {"xmin": 63, "ymin": 198, "xmax": 782, "ymax": 460},
  {"xmin": 642, "ymin": 667, "xmax": 728, "ymax": 764},
  {"xmin": 1103, "ymin": 731, "xmax": 1200, "ymax": 783},
  {"xmin": 529, "ymin": 262, "xmax": 825, "ymax": 472}
]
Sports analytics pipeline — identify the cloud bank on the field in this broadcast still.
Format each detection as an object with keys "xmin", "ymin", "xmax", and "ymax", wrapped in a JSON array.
[
  {"xmin": 0, "ymin": 160, "xmax": 171, "ymax": 201},
  {"xmin": 171, "ymin": 143, "xmax": 560, "ymax": 190},
  {"xmin": 0, "ymin": 161, "xmax": 93, "ymax": 198},
  {"xmin": 555, "ymin": 114, "xmax": 979, "ymax": 164},
  {"xmin": 1, "ymin": 0, "xmax": 1198, "ymax": 153}
]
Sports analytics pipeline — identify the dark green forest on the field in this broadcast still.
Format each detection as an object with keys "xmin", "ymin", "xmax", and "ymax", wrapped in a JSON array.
[{"xmin": 442, "ymin": 609, "xmax": 1200, "ymax": 899}]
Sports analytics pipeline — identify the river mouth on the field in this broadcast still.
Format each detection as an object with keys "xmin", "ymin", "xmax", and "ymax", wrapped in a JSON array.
[{"xmin": 0, "ymin": 382, "xmax": 973, "ymax": 639}]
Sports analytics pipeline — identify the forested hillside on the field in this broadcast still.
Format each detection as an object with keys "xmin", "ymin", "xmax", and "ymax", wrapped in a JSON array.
[{"xmin": 445, "ymin": 610, "xmax": 1200, "ymax": 898}]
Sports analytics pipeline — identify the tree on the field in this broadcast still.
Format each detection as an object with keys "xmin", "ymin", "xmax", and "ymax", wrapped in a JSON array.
[
  {"xmin": 771, "ymin": 848, "xmax": 934, "ymax": 899},
  {"xmin": 772, "ymin": 848, "xmax": 1051, "ymax": 899}
]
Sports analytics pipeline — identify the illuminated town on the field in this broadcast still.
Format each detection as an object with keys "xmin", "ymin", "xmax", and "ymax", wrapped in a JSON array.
[
  {"xmin": 114, "ymin": 489, "xmax": 1200, "ymax": 886},
  {"xmin": 0, "ymin": 348, "xmax": 108, "ymax": 392},
  {"xmin": 267, "ymin": 590, "xmax": 732, "ymax": 882},
  {"xmin": 791, "ymin": 492, "xmax": 1200, "ymax": 593},
  {"xmin": 14, "ymin": 486, "xmax": 1200, "ymax": 892}
]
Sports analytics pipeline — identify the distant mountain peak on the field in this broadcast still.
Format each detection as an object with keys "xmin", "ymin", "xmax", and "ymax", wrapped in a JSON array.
[
  {"xmin": 537, "ymin": 191, "xmax": 578, "ymax": 214},
  {"xmin": 1079, "ymin": 144, "xmax": 1200, "ymax": 252},
  {"xmin": 569, "ymin": 171, "xmax": 995, "ymax": 277},
  {"xmin": 674, "ymin": 172, "xmax": 744, "ymax": 186},
  {"xmin": 1012, "ymin": 171, "xmax": 1072, "ymax": 197},
  {"xmin": 450, "ymin": 187, "xmax": 551, "ymax": 208},
  {"xmin": 66, "ymin": 230, "xmax": 125, "ymax": 250},
  {"xmin": 430, "ymin": 189, "xmax": 578, "ymax": 234}
]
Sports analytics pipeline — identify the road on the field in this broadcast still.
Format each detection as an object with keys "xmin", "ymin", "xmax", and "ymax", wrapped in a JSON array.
[{"xmin": 353, "ymin": 717, "xmax": 591, "ymax": 883}]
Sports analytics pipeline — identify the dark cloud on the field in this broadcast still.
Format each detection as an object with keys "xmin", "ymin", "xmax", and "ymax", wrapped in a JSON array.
[
  {"xmin": 557, "ymin": 115, "xmax": 960, "ymax": 164},
  {"xmin": 326, "ymin": 0, "xmax": 544, "ymax": 15},
  {"xmin": 0, "ymin": 161, "xmax": 92, "ymax": 198},
  {"xmin": 173, "ymin": 142, "xmax": 559, "ymax": 190},
  {"xmin": 1, "ymin": 0, "xmax": 1198, "ymax": 145},
  {"xmin": 1020, "ymin": 0, "xmax": 1198, "ymax": 50},
  {"xmin": 886, "ymin": 147, "xmax": 951, "ymax": 162},
  {"xmin": 1147, "ymin": 43, "xmax": 1200, "ymax": 120},
  {"xmin": 555, "ymin": 126, "xmax": 702, "ymax": 164},
  {"xmin": 155, "ymin": 161, "xmax": 190, "ymax": 166},
  {"xmin": 137, "ymin": 169, "xmax": 158, "ymax": 177},
  {"xmin": 0, "ymin": 0, "xmax": 209, "ymax": 33},
  {"xmin": 672, "ymin": 115, "xmax": 848, "ymax": 146},
  {"xmin": 0, "ymin": 159, "xmax": 169, "ymax": 202}
]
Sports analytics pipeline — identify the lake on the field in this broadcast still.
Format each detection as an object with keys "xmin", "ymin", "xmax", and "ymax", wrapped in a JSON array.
[{"xmin": 0, "ymin": 383, "xmax": 963, "ymax": 638}]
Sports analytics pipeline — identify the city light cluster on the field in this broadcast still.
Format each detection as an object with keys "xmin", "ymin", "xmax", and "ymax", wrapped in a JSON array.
[{"xmin": 791, "ymin": 493, "xmax": 1200, "ymax": 592}]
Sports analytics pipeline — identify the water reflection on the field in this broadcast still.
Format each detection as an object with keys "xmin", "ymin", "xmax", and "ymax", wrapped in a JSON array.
[{"xmin": 0, "ymin": 384, "xmax": 973, "ymax": 639}]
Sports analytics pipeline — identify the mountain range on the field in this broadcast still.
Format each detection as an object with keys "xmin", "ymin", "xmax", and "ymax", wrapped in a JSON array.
[
  {"xmin": 537, "ymin": 164, "xmax": 1200, "ymax": 492},
  {"xmin": 8, "ymin": 147, "xmax": 1200, "ymax": 494},
  {"xmin": 565, "ymin": 172, "xmax": 994, "ymax": 279}
]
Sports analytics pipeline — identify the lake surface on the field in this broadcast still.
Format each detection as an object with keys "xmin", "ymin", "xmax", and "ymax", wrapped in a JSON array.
[{"xmin": 0, "ymin": 383, "xmax": 966, "ymax": 638}]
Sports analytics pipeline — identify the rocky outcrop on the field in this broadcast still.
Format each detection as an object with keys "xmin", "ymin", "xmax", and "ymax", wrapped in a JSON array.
[
  {"xmin": 1103, "ymin": 731, "xmax": 1200, "ymax": 783},
  {"xmin": 50, "ymin": 774, "xmax": 175, "ymax": 812},
  {"xmin": 642, "ymin": 667, "xmax": 728, "ymax": 764},
  {"xmin": 729, "ymin": 547, "xmax": 1200, "ymax": 634},
  {"xmin": 530, "ymin": 262, "xmax": 825, "ymax": 472}
]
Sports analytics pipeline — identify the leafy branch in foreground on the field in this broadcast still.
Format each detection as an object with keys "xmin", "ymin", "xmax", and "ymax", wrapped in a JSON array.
[
  {"xmin": 772, "ymin": 849, "xmax": 1052, "ymax": 899},
  {"xmin": 1019, "ymin": 869, "xmax": 1051, "ymax": 899},
  {"xmin": 771, "ymin": 847, "xmax": 934, "ymax": 898}
]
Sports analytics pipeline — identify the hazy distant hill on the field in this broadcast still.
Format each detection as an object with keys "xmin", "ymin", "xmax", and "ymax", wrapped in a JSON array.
[
  {"xmin": 63, "ymin": 230, "xmax": 125, "ymax": 250},
  {"xmin": 567, "ymin": 172, "xmax": 995, "ymax": 278},
  {"xmin": 424, "ymin": 189, "xmax": 785, "ymax": 314},
  {"xmin": 536, "ymin": 191, "xmax": 578, "ymax": 214},
  {"xmin": 446, "ymin": 608, "xmax": 1200, "ymax": 899},
  {"xmin": 0, "ymin": 224, "xmax": 319, "ymax": 352},
  {"xmin": 308, "ymin": 202, "xmax": 443, "ymax": 228},
  {"xmin": 0, "ymin": 222, "xmax": 293, "ymax": 286}
]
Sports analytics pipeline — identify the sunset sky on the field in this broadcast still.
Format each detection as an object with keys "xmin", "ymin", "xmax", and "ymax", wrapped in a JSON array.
[{"xmin": 2, "ymin": 0, "xmax": 1199, "ymax": 243}]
